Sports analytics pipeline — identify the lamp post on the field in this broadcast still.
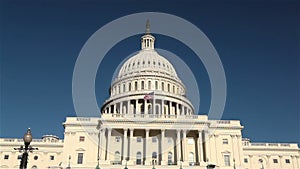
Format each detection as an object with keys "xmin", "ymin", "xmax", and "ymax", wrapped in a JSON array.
[
  {"xmin": 124, "ymin": 157, "xmax": 129, "ymax": 169},
  {"xmin": 152, "ymin": 158, "xmax": 156, "ymax": 169},
  {"xmin": 179, "ymin": 160, "xmax": 183, "ymax": 169},
  {"xmin": 233, "ymin": 158, "xmax": 236, "ymax": 169},
  {"xmin": 14, "ymin": 128, "xmax": 38, "ymax": 169},
  {"xmin": 66, "ymin": 155, "xmax": 71, "ymax": 169}
]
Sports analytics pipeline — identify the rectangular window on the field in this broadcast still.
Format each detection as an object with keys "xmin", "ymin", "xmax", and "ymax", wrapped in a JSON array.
[
  {"xmin": 285, "ymin": 159, "xmax": 290, "ymax": 163},
  {"xmin": 77, "ymin": 153, "xmax": 83, "ymax": 164},
  {"xmin": 115, "ymin": 136, "xmax": 121, "ymax": 142},
  {"xmin": 273, "ymin": 159, "xmax": 278, "ymax": 163},
  {"xmin": 17, "ymin": 155, "xmax": 22, "ymax": 160},
  {"xmin": 79, "ymin": 136, "xmax": 85, "ymax": 142},
  {"xmin": 50, "ymin": 155, "xmax": 54, "ymax": 160},
  {"xmin": 137, "ymin": 137, "xmax": 142, "ymax": 142},
  {"xmin": 222, "ymin": 139, "xmax": 229, "ymax": 144},
  {"xmin": 152, "ymin": 137, "xmax": 157, "ymax": 143},
  {"xmin": 4, "ymin": 155, "xmax": 9, "ymax": 160},
  {"xmin": 244, "ymin": 158, "xmax": 248, "ymax": 163},
  {"xmin": 224, "ymin": 155, "xmax": 230, "ymax": 166},
  {"xmin": 187, "ymin": 138, "xmax": 194, "ymax": 144}
]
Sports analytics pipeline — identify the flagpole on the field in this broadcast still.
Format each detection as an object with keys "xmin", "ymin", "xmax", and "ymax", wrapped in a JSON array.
[{"xmin": 152, "ymin": 91, "xmax": 155, "ymax": 115}]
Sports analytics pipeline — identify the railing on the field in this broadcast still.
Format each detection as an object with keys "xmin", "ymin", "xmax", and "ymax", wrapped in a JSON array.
[{"xmin": 109, "ymin": 113, "xmax": 198, "ymax": 119}]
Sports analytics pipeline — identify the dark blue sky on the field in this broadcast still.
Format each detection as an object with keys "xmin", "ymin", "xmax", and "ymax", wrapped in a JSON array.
[{"xmin": 1, "ymin": 0, "xmax": 299, "ymax": 145}]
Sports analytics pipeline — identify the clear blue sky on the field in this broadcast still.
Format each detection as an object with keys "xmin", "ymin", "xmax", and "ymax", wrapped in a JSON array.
[{"xmin": 0, "ymin": 0, "xmax": 299, "ymax": 145}]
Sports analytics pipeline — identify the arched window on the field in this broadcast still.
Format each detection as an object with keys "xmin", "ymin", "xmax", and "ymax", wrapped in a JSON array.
[
  {"xmin": 115, "ymin": 151, "xmax": 121, "ymax": 162},
  {"xmin": 167, "ymin": 83, "xmax": 170, "ymax": 92},
  {"xmin": 173, "ymin": 85, "xmax": 175, "ymax": 93},
  {"xmin": 31, "ymin": 165, "xmax": 37, "ymax": 169},
  {"xmin": 135, "ymin": 81, "xmax": 138, "ymax": 90},
  {"xmin": 168, "ymin": 152, "xmax": 173, "ymax": 165},
  {"xmin": 189, "ymin": 152, "xmax": 194, "ymax": 165},
  {"xmin": 136, "ymin": 152, "xmax": 142, "ymax": 165},
  {"xmin": 162, "ymin": 82, "xmax": 164, "ymax": 91},
  {"xmin": 155, "ymin": 105, "xmax": 159, "ymax": 114},
  {"xmin": 152, "ymin": 152, "xmax": 157, "ymax": 165},
  {"xmin": 129, "ymin": 83, "xmax": 131, "ymax": 91},
  {"xmin": 118, "ymin": 85, "xmax": 121, "ymax": 94},
  {"xmin": 123, "ymin": 84, "xmax": 125, "ymax": 92},
  {"xmin": 148, "ymin": 81, "xmax": 151, "ymax": 90},
  {"xmin": 141, "ymin": 81, "xmax": 144, "ymax": 90},
  {"xmin": 155, "ymin": 81, "xmax": 158, "ymax": 90}
]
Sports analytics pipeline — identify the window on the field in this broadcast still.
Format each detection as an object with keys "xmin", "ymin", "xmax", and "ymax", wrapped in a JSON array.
[
  {"xmin": 135, "ymin": 81, "xmax": 138, "ymax": 90},
  {"xmin": 148, "ymin": 81, "xmax": 151, "ymax": 90},
  {"xmin": 152, "ymin": 137, "xmax": 157, "ymax": 143},
  {"xmin": 141, "ymin": 81, "xmax": 144, "ymax": 89},
  {"xmin": 187, "ymin": 138, "xmax": 194, "ymax": 144},
  {"xmin": 273, "ymin": 159, "xmax": 278, "ymax": 163},
  {"xmin": 137, "ymin": 137, "xmax": 142, "ymax": 142},
  {"xmin": 224, "ymin": 155, "xmax": 230, "ymax": 166},
  {"xmin": 115, "ymin": 136, "xmax": 121, "ymax": 142},
  {"xmin": 77, "ymin": 153, "xmax": 83, "ymax": 164},
  {"xmin": 136, "ymin": 152, "xmax": 142, "ymax": 165},
  {"xmin": 152, "ymin": 152, "xmax": 157, "ymax": 159},
  {"xmin": 50, "ymin": 155, "xmax": 55, "ymax": 160},
  {"xmin": 285, "ymin": 159, "xmax": 290, "ymax": 163},
  {"xmin": 129, "ymin": 83, "xmax": 131, "ymax": 91},
  {"xmin": 4, "ymin": 155, "xmax": 9, "ymax": 160},
  {"xmin": 123, "ymin": 84, "xmax": 125, "ymax": 92},
  {"xmin": 115, "ymin": 151, "xmax": 121, "ymax": 162},
  {"xmin": 168, "ymin": 152, "xmax": 173, "ymax": 165},
  {"xmin": 222, "ymin": 139, "xmax": 229, "ymax": 144},
  {"xmin": 34, "ymin": 155, "xmax": 38, "ymax": 160},
  {"xmin": 167, "ymin": 83, "xmax": 170, "ymax": 92},
  {"xmin": 161, "ymin": 82, "xmax": 164, "ymax": 91},
  {"xmin": 189, "ymin": 152, "xmax": 194, "ymax": 164},
  {"xmin": 244, "ymin": 158, "xmax": 248, "ymax": 163},
  {"xmin": 155, "ymin": 81, "xmax": 158, "ymax": 89},
  {"xmin": 32, "ymin": 165, "xmax": 37, "ymax": 169},
  {"xmin": 79, "ymin": 136, "xmax": 85, "ymax": 142}
]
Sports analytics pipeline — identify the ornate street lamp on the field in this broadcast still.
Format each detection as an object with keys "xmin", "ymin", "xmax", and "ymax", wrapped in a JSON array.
[
  {"xmin": 14, "ymin": 128, "xmax": 38, "ymax": 169},
  {"xmin": 124, "ymin": 157, "xmax": 129, "ymax": 169},
  {"xmin": 233, "ymin": 158, "xmax": 236, "ymax": 169}
]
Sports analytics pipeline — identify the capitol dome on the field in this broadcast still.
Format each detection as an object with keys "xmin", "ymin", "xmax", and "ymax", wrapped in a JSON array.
[{"xmin": 101, "ymin": 21, "xmax": 194, "ymax": 117}]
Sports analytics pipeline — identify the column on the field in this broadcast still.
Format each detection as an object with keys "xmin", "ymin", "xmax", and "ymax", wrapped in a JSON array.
[
  {"xmin": 168, "ymin": 101, "xmax": 172, "ymax": 115},
  {"xmin": 236, "ymin": 135, "xmax": 242, "ymax": 166},
  {"xmin": 113, "ymin": 104, "xmax": 116, "ymax": 114},
  {"xmin": 176, "ymin": 130, "xmax": 181, "ymax": 164},
  {"xmin": 99, "ymin": 128, "xmax": 106, "ymax": 160},
  {"xmin": 144, "ymin": 99, "xmax": 147, "ymax": 115},
  {"xmin": 161, "ymin": 100, "xmax": 164, "ymax": 116},
  {"xmin": 135, "ymin": 99, "xmax": 138, "ymax": 114},
  {"xmin": 145, "ymin": 129, "xmax": 150, "ymax": 165},
  {"xmin": 122, "ymin": 129, "xmax": 128, "ymax": 164},
  {"xmin": 161, "ymin": 129, "xmax": 166, "ymax": 165},
  {"xmin": 204, "ymin": 130, "xmax": 211, "ymax": 162},
  {"xmin": 120, "ymin": 101, "xmax": 123, "ymax": 114},
  {"xmin": 106, "ymin": 128, "xmax": 112, "ymax": 161},
  {"xmin": 176, "ymin": 103, "xmax": 179, "ymax": 116},
  {"xmin": 198, "ymin": 130, "xmax": 204, "ymax": 164},
  {"xmin": 127, "ymin": 101, "xmax": 130, "ymax": 114},
  {"xmin": 129, "ymin": 129, "xmax": 134, "ymax": 164},
  {"xmin": 181, "ymin": 105, "xmax": 184, "ymax": 115},
  {"xmin": 249, "ymin": 155, "xmax": 253, "ymax": 169},
  {"xmin": 182, "ymin": 130, "xmax": 187, "ymax": 163},
  {"xmin": 108, "ymin": 105, "xmax": 111, "ymax": 114}
]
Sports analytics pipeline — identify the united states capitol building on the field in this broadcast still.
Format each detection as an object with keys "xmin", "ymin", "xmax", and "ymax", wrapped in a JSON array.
[{"xmin": 1, "ymin": 23, "xmax": 299, "ymax": 169}]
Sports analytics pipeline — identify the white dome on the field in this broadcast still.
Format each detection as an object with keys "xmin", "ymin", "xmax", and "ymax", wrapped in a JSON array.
[{"xmin": 117, "ymin": 49, "xmax": 178, "ymax": 79}]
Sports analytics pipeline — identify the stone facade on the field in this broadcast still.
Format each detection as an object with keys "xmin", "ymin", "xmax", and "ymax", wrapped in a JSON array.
[{"xmin": 1, "ymin": 22, "xmax": 299, "ymax": 169}]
